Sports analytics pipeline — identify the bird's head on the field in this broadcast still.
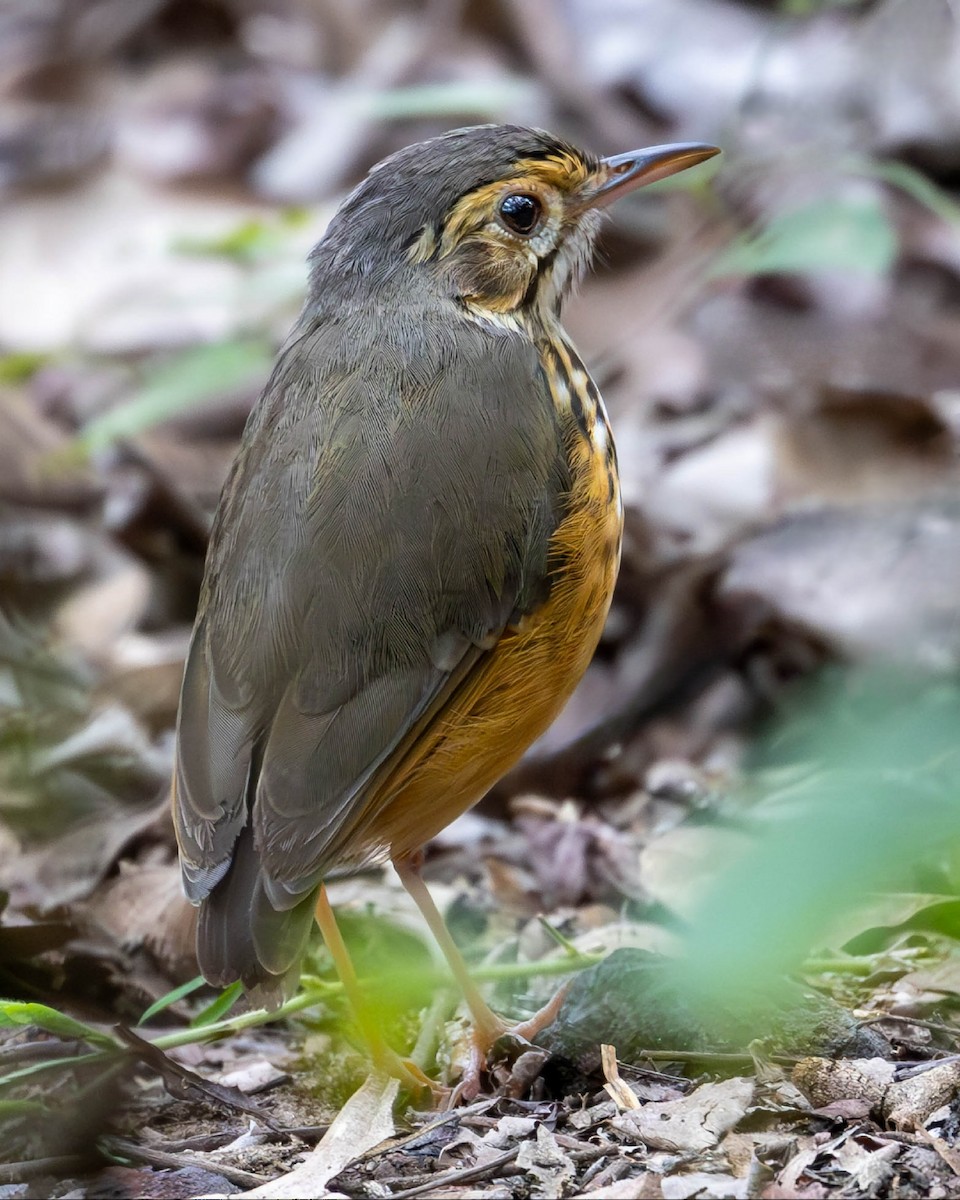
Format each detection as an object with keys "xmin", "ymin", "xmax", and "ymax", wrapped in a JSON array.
[{"xmin": 311, "ymin": 124, "xmax": 719, "ymax": 320}]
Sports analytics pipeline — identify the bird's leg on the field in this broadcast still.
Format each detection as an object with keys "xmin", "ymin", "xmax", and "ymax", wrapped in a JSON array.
[
  {"xmin": 314, "ymin": 885, "xmax": 434, "ymax": 1093},
  {"xmin": 393, "ymin": 852, "xmax": 568, "ymax": 1098},
  {"xmin": 393, "ymin": 852, "xmax": 503, "ymax": 1042}
]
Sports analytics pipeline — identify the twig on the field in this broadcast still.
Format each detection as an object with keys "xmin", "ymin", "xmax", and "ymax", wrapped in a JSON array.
[
  {"xmin": 101, "ymin": 1136, "xmax": 269, "ymax": 1189},
  {"xmin": 357, "ymin": 1097, "xmax": 494, "ymax": 1162},
  {"xmin": 861, "ymin": 1012, "xmax": 960, "ymax": 1039},
  {"xmin": 115, "ymin": 1025, "xmax": 281, "ymax": 1130},
  {"xmin": 384, "ymin": 1147, "xmax": 520, "ymax": 1200},
  {"xmin": 630, "ymin": 1048, "xmax": 800, "ymax": 1067},
  {"xmin": 151, "ymin": 1124, "xmax": 330, "ymax": 1153},
  {"xmin": 0, "ymin": 1155, "xmax": 93, "ymax": 1185}
]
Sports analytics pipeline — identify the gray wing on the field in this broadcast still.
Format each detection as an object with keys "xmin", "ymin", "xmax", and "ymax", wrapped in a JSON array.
[{"xmin": 172, "ymin": 307, "xmax": 567, "ymax": 990}]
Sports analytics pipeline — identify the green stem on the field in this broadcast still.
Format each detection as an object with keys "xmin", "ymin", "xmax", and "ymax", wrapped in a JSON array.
[
  {"xmin": 150, "ymin": 982, "xmax": 340, "ymax": 1051},
  {"xmin": 150, "ymin": 951, "xmax": 604, "ymax": 1051},
  {"xmin": 471, "ymin": 951, "xmax": 604, "ymax": 983},
  {"xmin": 802, "ymin": 950, "xmax": 930, "ymax": 975}
]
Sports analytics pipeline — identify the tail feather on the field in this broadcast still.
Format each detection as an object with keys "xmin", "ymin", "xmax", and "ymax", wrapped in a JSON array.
[{"xmin": 196, "ymin": 826, "xmax": 316, "ymax": 1009}]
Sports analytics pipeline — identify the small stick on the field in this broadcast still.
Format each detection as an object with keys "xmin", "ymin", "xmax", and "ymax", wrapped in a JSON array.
[{"xmin": 386, "ymin": 1147, "xmax": 520, "ymax": 1199}]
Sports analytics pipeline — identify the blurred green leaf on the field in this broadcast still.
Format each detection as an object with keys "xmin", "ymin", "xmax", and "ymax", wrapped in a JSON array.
[
  {"xmin": 189, "ymin": 980, "xmax": 243, "ymax": 1028},
  {"xmin": 336, "ymin": 911, "xmax": 435, "ymax": 1040},
  {"xmin": 0, "ymin": 1000, "xmax": 118, "ymax": 1049},
  {"xmin": 137, "ymin": 975, "xmax": 205, "ymax": 1026},
  {"xmin": 824, "ymin": 892, "xmax": 960, "ymax": 951},
  {"xmin": 670, "ymin": 672, "xmax": 960, "ymax": 1020},
  {"xmin": 174, "ymin": 208, "xmax": 311, "ymax": 263},
  {"xmin": 0, "ymin": 351, "xmax": 48, "ymax": 384},
  {"xmin": 779, "ymin": 0, "xmax": 863, "ymax": 13},
  {"xmin": 851, "ymin": 157, "xmax": 960, "ymax": 228},
  {"xmin": 75, "ymin": 338, "xmax": 273, "ymax": 455},
  {"xmin": 710, "ymin": 195, "xmax": 898, "ymax": 279},
  {"xmin": 0, "ymin": 1051, "xmax": 106, "ymax": 1092},
  {"xmin": 364, "ymin": 79, "xmax": 536, "ymax": 120}
]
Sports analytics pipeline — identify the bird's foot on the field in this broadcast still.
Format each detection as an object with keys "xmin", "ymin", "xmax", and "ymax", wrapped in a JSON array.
[{"xmin": 450, "ymin": 984, "xmax": 569, "ymax": 1104}]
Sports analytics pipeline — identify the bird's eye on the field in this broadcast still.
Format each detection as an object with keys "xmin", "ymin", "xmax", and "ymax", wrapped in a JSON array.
[{"xmin": 498, "ymin": 192, "xmax": 543, "ymax": 236}]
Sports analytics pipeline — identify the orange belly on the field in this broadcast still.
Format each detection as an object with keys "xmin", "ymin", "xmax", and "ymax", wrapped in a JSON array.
[{"xmin": 368, "ymin": 425, "xmax": 622, "ymax": 857}]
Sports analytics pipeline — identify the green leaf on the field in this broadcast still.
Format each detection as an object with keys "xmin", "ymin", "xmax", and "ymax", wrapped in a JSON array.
[
  {"xmin": 0, "ymin": 1051, "xmax": 107, "ymax": 1091},
  {"xmin": 364, "ymin": 79, "xmax": 536, "ymax": 121},
  {"xmin": 711, "ymin": 196, "xmax": 898, "ymax": 279},
  {"xmin": 190, "ymin": 980, "xmax": 243, "ymax": 1028},
  {"xmin": 850, "ymin": 157, "xmax": 960, "ymax": 228},
  {"xmin": 670, "ymin": 671, "xmax": 960, "ymax": 1019},
  {"xmin": 0, "ymin": 1000, "xmax": 118, "ymax": 1049},
  {"xmin": 823, "ymin": 892, "xmax": 960, "ymax": 951},
  {"xmin": 138, "ymin": 975, "xmax": 206, "ymax": 1026},
  {"xmin": 0, "ymin": 351, "xmax": 49, "ymax": 384},
  {"xmin": 174, "ymin": 208, "xmax": 311, "ymax": 263},
  {"xmin": 75, "ymin": 338, "xmax": 274, "ymax": 455}
]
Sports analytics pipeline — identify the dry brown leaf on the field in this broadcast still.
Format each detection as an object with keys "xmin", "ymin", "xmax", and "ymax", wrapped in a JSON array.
[
  {"xmin": 913, "ymin": 1125, "xmax": 960, "ymax": 1177},
  {"xmin": 234, "ymin": 1071, "xmax": 398, "ymax": 1199},
  {"xmin": 514, "ymin": 1124, "xmax": 576, "ymax": 1200},
  {"xmin": 661, "ymin": 1172, "xmax": 746, "ymax": 1199},
  {"xmin": 613, "ymin": 1076, "xmax": 754, "ymax": 1153},
  {"xmin": 720, "ymin": 499, "xmax": 960, "ymax": 671}
]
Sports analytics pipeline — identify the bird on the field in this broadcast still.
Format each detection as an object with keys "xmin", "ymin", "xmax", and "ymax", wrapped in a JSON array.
[{"xmin": 172, "ymin": 123, "xmax": 719, "ymax": 1086}]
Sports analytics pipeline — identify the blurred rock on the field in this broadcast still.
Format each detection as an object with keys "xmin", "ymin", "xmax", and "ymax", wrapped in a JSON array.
[
  {"xmin": 720, "ymin": 498, "xmax": 960, "ymax": 672},
  {"xmin": 537, "ymin": 947, "xmax": 890, "ymax": 1072}
]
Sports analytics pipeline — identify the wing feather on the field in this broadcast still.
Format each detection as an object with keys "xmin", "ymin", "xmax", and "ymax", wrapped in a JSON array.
[{"xmin": 173, "ymin": 300, "xmax": 568, "ymax": 993}]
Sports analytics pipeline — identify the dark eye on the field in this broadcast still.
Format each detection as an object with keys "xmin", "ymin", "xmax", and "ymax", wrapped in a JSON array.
[{"xmin": 498, "ymin": 192, "xmax": 543, "ymax": 236}]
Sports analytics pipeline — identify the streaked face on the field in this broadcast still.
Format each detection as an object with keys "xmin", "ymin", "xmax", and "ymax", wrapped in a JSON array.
[{"xmin": 408, "ymin": 148, "xmax": 609, "ymax": 318}]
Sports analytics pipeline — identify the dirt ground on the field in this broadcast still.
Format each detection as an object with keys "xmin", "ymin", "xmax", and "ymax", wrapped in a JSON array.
[{"xmin": 4, "ymin": 1, "xmax": 960, "ymax": 1197}]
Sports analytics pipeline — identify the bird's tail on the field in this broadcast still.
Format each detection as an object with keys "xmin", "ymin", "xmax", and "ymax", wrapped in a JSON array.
[{"xmin": 196, "ymin": 825, "xmax": 316, "ymax": 1009}]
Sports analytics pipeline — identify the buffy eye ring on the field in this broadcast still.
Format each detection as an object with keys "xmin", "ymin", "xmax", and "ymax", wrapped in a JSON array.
[{"xmin": 498, "ymin": 192, "xmax": 543, "ymax": 236}]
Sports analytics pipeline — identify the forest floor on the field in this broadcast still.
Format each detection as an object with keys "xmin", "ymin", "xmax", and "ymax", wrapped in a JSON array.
[{"xmin": 5, "ymin": 2, "xmax": 960, "ymax": 1197}]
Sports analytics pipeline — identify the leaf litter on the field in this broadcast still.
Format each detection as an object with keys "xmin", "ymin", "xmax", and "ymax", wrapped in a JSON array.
[{"xmin": 5, "ymin": 0, "xmax": 960, "ymax": 1197}]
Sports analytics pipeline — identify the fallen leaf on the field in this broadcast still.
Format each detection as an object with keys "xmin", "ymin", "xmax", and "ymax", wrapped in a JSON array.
[
  {"xmin": 613, "ymin": 1076, "xmax": 754, "ymax": 1153},
  {"xmin": 234, "ymin": 1070, "xmax": 397, "ymax": 1198},
  {"xmin": 661, "ymin": 1171, "xmax": 746, "ymax": 1199},
  {"xmin": 515, "ymin": 1123, "xmax": 576, "ymax": 1200}
]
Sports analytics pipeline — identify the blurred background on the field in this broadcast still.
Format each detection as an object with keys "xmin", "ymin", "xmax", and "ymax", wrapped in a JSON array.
[{"xmin": 4, "ymin": 0, "xmax": 960, "ymax": 1129}]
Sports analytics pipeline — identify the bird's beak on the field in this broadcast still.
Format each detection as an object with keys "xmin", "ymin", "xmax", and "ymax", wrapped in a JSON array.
[{"xmin": 585, "ymin": 142, "xmax": 721, "ymax": 209}]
